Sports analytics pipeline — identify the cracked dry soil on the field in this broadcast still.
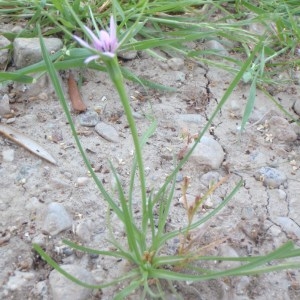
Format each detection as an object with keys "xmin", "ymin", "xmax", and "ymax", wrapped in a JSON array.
[{"xmin": 1, "ymin": 47, "xmax": 300, "ymax": 299}]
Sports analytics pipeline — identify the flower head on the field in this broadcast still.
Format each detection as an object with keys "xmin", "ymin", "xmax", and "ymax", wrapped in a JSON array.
[{"xmin": 73, "ymin": 15, "xmax": 119, "ymax": 63}]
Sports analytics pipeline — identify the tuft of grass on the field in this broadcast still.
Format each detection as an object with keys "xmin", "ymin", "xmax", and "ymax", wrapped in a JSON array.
[{"xmin": 2, "ymin": 0, "xmax": 300, "ymax": 298}]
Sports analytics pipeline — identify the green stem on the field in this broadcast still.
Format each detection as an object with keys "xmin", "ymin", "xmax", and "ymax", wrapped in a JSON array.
[{"xmin": 104, "ymin": 57, "xmax": 148, "ymax": 233}]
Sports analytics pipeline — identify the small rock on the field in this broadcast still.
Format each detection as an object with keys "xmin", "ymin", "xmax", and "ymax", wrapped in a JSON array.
[
  {"xmin": 0, "ymin": 94, "xmax": 10, "ymax": 116},
  {"xmin": 5, "ymin": 271, "xmax": 35, "ymax": 291},
  {"xmin": 293, "ymin": 99, "xmax": 300, "ymax": 116},
  {"xmin": 268, "ymin": 116, "xmax": 297, "ymax": 142},
  {"xmin": 30, "ymin": 280, "xmax": 49, "ymax": 300},
  {"xmin": 167, "ymin": 57, "xmax": 184, "ymax": 71},
  {"xmin": 204, "ymin": 40, "xmax": 229, "ymax": 56},
  {"xmin": 254, "ymin": 167, "xmax": 287, "ymax": 188},
  {"xmin": 200, "ymin": 171, "xmax": 220, "ymax": 187},
  {"xmin": 42, "ymin": 202, "xmax": 72, "ymax": 236},
  {"xmin": 79, "ymin": 110, "xmax": 99, "ymax": 127},
  {"xmin": 118, "ymin": 50, "xmax": 138, "ymax": 60},
  {"xmin": 13, "ymin": 37, "xmax": 63, "ymax": 68},
  {"xmin": 2, "ymin": 149, "xmax": 14, "ymax": 162},
  {"xmin": 95, "ymin": 122, "xmax": 119, "ymax": 143},
  {"xmin": 76, "ymin": 177, "xmax": 89, "ymax": 187},
  {"xmin": 274, "ymin": 217, "xmax": 300, "ymax": 239},
  {"xmin": 174, "ymin": 71, "xmax": 185, "ymax": 82},
  {"xmin": 189, "ymin": 136, "xmax": 224, "ymax": 170},
  {"xmin": 0, "ymin": 36, "xmax": 10, "ymax": 68},
  {"xmin": 178, "ymin": 114, "xmax": 205, "ymax": 125},
  {"xmin": 73, "ymin": 221, "xmax": 91, "ymax": 242},
  {"xmin": 49, "ymin": 265, "xmax": 95, "ymax": 300}
]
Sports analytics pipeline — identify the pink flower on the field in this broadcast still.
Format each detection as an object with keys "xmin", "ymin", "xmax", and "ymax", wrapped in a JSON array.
[{"xmin": 73, "ymin": 15, "xmax": 119, "ymax": 63}]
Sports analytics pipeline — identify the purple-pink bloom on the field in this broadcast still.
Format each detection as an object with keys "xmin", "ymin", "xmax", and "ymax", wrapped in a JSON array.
[{"xmin": 73, "ymin": 15, "xmax": 119, "ymax": 63}]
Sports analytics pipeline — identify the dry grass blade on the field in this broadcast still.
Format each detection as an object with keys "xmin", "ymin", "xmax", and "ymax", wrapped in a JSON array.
[{"xmin": 0, "ymin": 124, "xmax": 56, "ymax": 164}]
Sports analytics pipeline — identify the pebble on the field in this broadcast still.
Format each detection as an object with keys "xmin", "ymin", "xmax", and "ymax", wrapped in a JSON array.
[
  {"xmin": 2, "ymin": 149, "xmax": 14, "ymax": 162},
  {"xmin": 118, "ymin": 49, "xmax": 138, "ymax": 60},
  {"xmin": 177, "ymin": 114, "xmax": 205, "ymax": 125},
  {"xmin": 73, "ymin": 221, "xmax": 91, "ymax": 242},
  {"xmin": 42, "ymin": 202, "xmax": 72, "ymax": 236},
  {"xmin": 254, "ymin": 167, "xmax": 287, "ymax": 188},
  {"xmin": 293, "ymin": 99, "xmax": 300, "ymax": 116},
  {"xmin": 0, "ymin": 35, "xmax": 10, "ymax": 68},
  {"xmin": 76, "ymin": 176, "xmax": 89, "ymax": 187},
  {"xmin": 174, "ymin": 71, "xmax": 185, "ymax": 82},
  {"xmin": 79, "ymin": 110, "xmax": 99, "ymax": 127},
  {"xmin": 95, "ymin": 122, "xmax": 119, "ymax": 143},
  {"xmin": 268, "ymin": 116, "xmax": 297, "ymax": 142},
  {"xmin": 49, "ymin": 264, "xmax": 95, "ymax": 300},
  {"xmin": 30, "ymin": 280, "xmax": 49, "ymax": 300},
  {"xmin": 167, "ymin": 57, "xmax": 184, "ymax": 71},
  {"xmin": 0, "ymin": 94, "xmax": 10, "ymax": 116},
  {"xmin": 189, "ymin": 136, "xmax": 224, "ymax": 170},
  {"xmin": 274, "ymin": 217, "xmax": 300, "ymax": 239},
  {"xmin": 5, "ymin": 271, "xmax": 35, "ymax": 291},
  {"xmin": 13, "ymin": 37, "xmax": 63, "ymax": 68},
  {"xmin": 200, "ymin": 171, "xmax": 220, "ymax": 187},
  {"xmin": 204, "ymin": 40, "xmax": 229, "ymax": 56}
]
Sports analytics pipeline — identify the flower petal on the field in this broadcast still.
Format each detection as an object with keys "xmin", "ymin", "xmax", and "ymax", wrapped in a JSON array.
[
  {"xmin": 84, "ymin": 55, "xmax": 100, "ymax": 64},
  {"xmin": 73, "ymin": 35, "xmax": 92, "ymax": 50}
]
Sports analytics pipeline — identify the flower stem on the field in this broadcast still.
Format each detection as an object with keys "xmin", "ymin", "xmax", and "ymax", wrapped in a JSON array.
[{"xmin": 104, "ymin": 57, "xmax": 148, "ymax": 233}]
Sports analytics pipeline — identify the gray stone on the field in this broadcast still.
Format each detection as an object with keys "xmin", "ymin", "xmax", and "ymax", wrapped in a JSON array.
[
  {"xmin": 293, "ymin": 99, "xmax": 300, "ymax": 116},
  {"xmin": 274, "ymin": 217, "xmax": 300, "ymax": 239},
  {"xmin": 254, "ymin": 167, "xmax": 287, "ymax": 188},
  {"xmin": 13, "ymin": 37, "xmax": 63, "ymax": 68},
  {"xmin": 31, "ymin": 280, "xmax": 49, "ymax": 300},
  {"xmin": 189, "ymin": 136, "xmax": 224, "ymax": 170},
  {"xmin": 0, "ymin": 36, "xmax": 10, "ymax": 68},
  {"xmin": 95, "ymin": 122, "xmax": 119, "ymax": 142},
  {"xmin": 73, "ymin": 221, "xmax": 91, "ymax": 242},
  {"xmin": 204, "ymin": 40, "xmax": 229, "ymax": 56},
  {"xmin": 0, "ymin": 94, "xmax": 10, "ymax": 116},
  {"xmin": 49, "ymin": 264, "xmax": 95, "ymax": 300},
  {"xmin": 5, "ymin": 271, "xmax": 35, "ymax": 291},
  {"xmin": 2, "ymin": 149, "xmax": 14, "ymax": 162},
  {"xmin": 178, "ymin": 114, "xmax": 205, "ymax": 125},
  {"xmin": 200, "ymin": 171, "xmax": 220, "ymax": 187},
  {"xmin": 42, "ymin": 202, "xmax": 72, "ymax": 236},
  {"xmin": 79, "ymin": 110, "xmax": 99, "ymax": 127},
  {"xmin": 268, "ymin": 116, "xmax": 297, "ymax": 142},
  {"xmin": 118, "ymin": 50, "xmax": 138, "ymax": 60},
  {"xmin": 167, "ymin": 57, "xmax": 184, "ymax": 71}
]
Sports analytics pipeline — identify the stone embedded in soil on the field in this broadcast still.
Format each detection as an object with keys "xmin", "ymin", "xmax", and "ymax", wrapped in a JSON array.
[
  {"xmin": 95, "ymin": 122, "xmax": 119, "ymax": 143},
  {"xmin": 204, "ymin": 40, "xmax": 229, "ymax": 56},
  {"xmin": 268, "ymin": 116, "xmax": 297, "ymax": 142},
  {"xmin": 13, "ymin": 37, "xmax": 63, "ymax": 68},
  {"xmin": 188, "ymin": 136, "xmax": 224, "ymax": 170},
  {"xmin": 5, "ymin": 271, "xmax": 35, "ymax": 291},
  {"xmin": 254, "ymin": 167, "xmax": 287, "ymax": 188},
  {"xmin": 79, "ymin": 110, "xmax": 99, "ymax": 127},
  {"xmin": 0, "ymin": 35, "xmax": 10, "ymax": 68},
  {"xmin": 274, "ymin": 217, "xmax": 300, "ymax": 239},
  {"xmin": 167, "ymin": 57, "xmax": 184, "ymax": 71},
  {"xmin": 42, "ymin": 202, "xmax": 72, "ymax": 236},
  {"xmin": 200, "ymin": 171, "xmax": 221, "ymax": 187},
  {"xmin": 2, "ymin": 149, "xmax": 14, "ymax": 162},
  {"xmin": 49, "ymin": 264, "xmax": 95, "ymax": 300},
  {"xmin": 0, "ymin": 94, "xmax": 10, "ymax": 116},
  {"xmin": 178, "ymin": 114, "xmax": 205, "ymax": 124},
  {"xmin": 30, "ymin": 281, "xmax": 49, "ymax": 300},
  {"xmin": 118, "ymin": 49, "xmax": 138, "ymax": 60},
  {"xmin": 293, "ymin": 98, "xmax": 300, "ymax": 116}
]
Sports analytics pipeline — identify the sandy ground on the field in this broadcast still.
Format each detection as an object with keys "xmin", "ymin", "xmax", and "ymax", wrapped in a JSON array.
[{"xmin": 1, "ymin": 42, "xmax": 300, "ymax": 299}]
